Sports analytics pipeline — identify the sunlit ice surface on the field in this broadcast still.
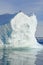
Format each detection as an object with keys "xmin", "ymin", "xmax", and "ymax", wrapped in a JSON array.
[{"xmin": 8, "ymin": 12, "xmax": 43, "ymax": 48}]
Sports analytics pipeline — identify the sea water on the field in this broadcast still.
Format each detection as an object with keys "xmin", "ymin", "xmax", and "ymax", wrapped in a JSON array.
[{"xmin": 0, "ymin": 46, "xmax": 43, "ymax": 65}]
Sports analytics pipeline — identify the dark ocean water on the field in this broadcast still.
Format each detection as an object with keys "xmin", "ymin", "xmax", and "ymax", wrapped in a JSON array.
[
  {"xmin": 37, "ymin": 38, "xmax": 43, "ymax": 45},
  {"xmin": 0, "ymin": 39, "xmax": 43, "ymax": 65}
]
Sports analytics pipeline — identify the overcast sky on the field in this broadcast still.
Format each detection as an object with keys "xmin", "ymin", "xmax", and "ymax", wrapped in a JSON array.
[{"xmin": 0, "ymin": 0, "xmax": 43, "ymax": 37}]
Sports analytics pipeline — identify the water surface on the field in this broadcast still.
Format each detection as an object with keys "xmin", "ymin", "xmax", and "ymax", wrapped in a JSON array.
[{"xmin": 0, "ymin": 48, "xmax": 43, "ymax": 65}]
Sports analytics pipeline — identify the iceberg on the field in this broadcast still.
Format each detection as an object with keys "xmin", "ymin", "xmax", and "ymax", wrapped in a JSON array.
[
  {"xmin": 8, "ymin": 12, "xmax": 42, "ymax": 48},
  {"xmin": 0, "ymin": 12, "xmax": 42, "ymax": 48}
]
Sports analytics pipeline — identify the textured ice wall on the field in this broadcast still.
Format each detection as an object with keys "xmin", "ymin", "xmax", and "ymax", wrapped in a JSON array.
[
  {"xmin": 8, "ymin": 12, "xmax": 41, "ymax": 48},
  {"xmin": 0, "ymin": 39, "xmax": 4, "ymax": 48}
]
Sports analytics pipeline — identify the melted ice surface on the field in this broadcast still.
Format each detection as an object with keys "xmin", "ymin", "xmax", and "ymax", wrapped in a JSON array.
[{"xmin": 8, "ymin": 12, "xmax": 42, "ymax": 48}]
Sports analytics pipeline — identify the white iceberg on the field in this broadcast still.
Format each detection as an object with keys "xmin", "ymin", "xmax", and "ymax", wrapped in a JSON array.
[{"xmin": 8, "ymin": 12, "xmax": 42, "ymax": 48}]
